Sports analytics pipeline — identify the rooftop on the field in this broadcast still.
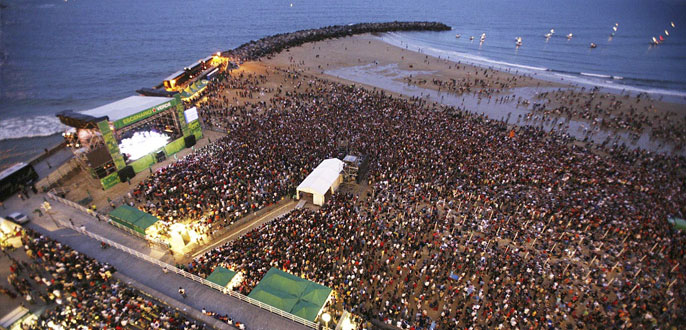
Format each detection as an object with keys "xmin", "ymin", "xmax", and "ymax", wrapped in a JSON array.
[{"xmin": 80, "ymin": 96, "xmax": 174, "ymax": 122}]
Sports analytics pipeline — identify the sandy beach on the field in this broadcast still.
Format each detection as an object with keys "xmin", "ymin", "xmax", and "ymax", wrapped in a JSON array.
[
  {"xmin": 256, "ymin": 34, "xmax": 686, "ymax": 153},
  {"xmin": 263, "ymin": 34, "xmax": 560, "ymax": 91}
]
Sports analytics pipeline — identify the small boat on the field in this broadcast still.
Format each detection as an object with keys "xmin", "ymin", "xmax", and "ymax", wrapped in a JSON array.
[
  {"xmin": 480, "ymin": 33, "xmax": 486, "ymax": 42},
  {"xmin": 671, "ymin": 21, "xmax": 675, "ymax": 28},
  {"xmin": 455, "ymin": 34, "xmax": 461, "ymax": 38},
  {"xmin": 566, "ymin": 33, "xmax": 573, "ymax": 39},
  {"xmin": 469, "ymin": 36, "xmax": 474, "ymax": 41},
  {"xmin": 590, "ymin": 42, "xmax": 597, "ymax": 48},
  {"xmin": 651, "ymin": 37, "xmax": 659, "ymax": 45},
  {"xmin": 544, "ymin": 33, "xmax": 552, "ymax": 38},
  {"xmin": 515, "ymin": 37, "xmax": 522, "ymax": 47},
  {"xmin": 665, "ymin": 30, "xmax": 669, "ymax": 36}
]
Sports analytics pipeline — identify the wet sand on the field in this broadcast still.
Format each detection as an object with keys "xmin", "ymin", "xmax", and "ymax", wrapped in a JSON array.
[{"xmin": 259, "ymin": 34, "xmax": 686, "ymax": 155}]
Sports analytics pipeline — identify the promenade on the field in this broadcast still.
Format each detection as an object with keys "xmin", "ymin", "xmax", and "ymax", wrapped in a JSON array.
[{"xmin": 2, "ymin": 192, "xmax": 309, "ymax": 330}]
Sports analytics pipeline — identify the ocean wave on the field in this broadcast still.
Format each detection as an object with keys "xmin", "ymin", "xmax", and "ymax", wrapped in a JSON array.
[
  {"xmin": 0, "ymin": 116, "xmax": 67, "ymax": 141},
  {"xmin": 378, "ymin": 33, "xmax": 686, "ymax": 99},
  {"xmin": 381, "ymin": 33, "xmax": 549, "ymax": 71},
  {"xmin": 580, "ymin": 72, "xmax": 612, "ymax": 79}
]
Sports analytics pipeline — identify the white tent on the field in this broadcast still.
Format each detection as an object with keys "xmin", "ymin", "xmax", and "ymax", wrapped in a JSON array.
[{"xmin": 296, "ymin": 158, "xmax": 344, "ymax": 206}]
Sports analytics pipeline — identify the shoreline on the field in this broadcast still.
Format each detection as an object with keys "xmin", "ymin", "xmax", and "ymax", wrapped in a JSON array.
[
  {"xmin": 4, "ymin": 24, "xmax": 686, "ymax": 172},
  {"xmin": 378, "ymin": 31, "xmax": 686, "ymax": 102},
  {"xmin": 260, "ymin": 34, "xmax": 686, "ymax": 156}
]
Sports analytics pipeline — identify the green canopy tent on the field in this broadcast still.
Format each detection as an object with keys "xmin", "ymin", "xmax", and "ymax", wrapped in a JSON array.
[
  {"xmin": 250, "ymin": 287, "xmax": 299, "ymax": 312},
  {"xmin": 668, "ymin": 217, "xmax": 686, "ymax": 231},
  {"xmin": 291, "ymin": 300, "xmax": 322, "ymax": 322},
  {"xmin": 206, "ymin": 266, "xmax": 237, "ymax": 288},
  {"xmin": 108, "ymin": 205, "xmax": 159, "ymax": 235},
  {"xmin": 247, "ymin": 268, "xmax": 333, "ymax": 322}
]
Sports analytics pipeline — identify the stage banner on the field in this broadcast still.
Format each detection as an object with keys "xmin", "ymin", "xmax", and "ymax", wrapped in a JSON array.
[
  {"xmin": 174, "ymin": 94, "xmax": 190, "ymax": 136},
  {"xmin": 97, "ymin": 120, "xmax": 126, "ymax": 170},
  {"xmin": 164, "ymin": 137, "xmax": 186, "ymax": 156},
  {"xmin": 100, "ymin": 172, "xmax": 120, "ymax": 190},
  {"xmin": 130, "ymin": 153, "xmax": 155, "ymax": 173},
  {"xmin": 113, "ymin": 99, "xmax": 175, "ymax": 129}
]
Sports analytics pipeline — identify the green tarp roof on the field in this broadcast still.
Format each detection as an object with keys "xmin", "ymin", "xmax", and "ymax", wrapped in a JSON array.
[
  {"xmin": 292, "ymin": 300, "xmax": 322, "ymax": 322},
  {"xmin": 247, "ymin": 268, "xmax": 332, "ymax": 322},
  {"xmin": 668, "ymin": 217, "xmax": 686, "ymax": 231},
  {"xmin": 206, "ymin": 267, "xmax": 237, "ymax": 287},
  {"xmin": 108, "ymin": 205, "xmax": 159, "ymax": 235}
]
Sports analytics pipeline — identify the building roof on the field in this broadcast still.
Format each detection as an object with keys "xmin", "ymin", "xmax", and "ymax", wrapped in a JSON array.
[
  {"xmin": 296, "ymin": 158, "xmax": 344, "ymax": 197},
  {"xmin": 80, "ymin": 96, "xmax": 174, "ymax": 122},
  {"xmin": 108, "ymin": 205, "xmax": 160, "ymax": 235},
  {"xmin": 248, "ymin": 268, "xmax": 332, "ymax": 322},
  {"xmin": 206, "ymin": 267, "xmax": 237, "ymax": 287}
]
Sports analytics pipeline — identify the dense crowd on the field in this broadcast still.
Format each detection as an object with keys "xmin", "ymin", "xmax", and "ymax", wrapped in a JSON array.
[
  {"xmin": 2, "ymin": 228, "xmax": 207, "ymax": 329},
  {"xmin": 133, "ymin": 70, "xmax": 342, "ymax": 234},
  {"xmin": 159, "ymin": 65, "xmax": 686, "ymax": 329},
  {"xmin": 534, "ymin": 88, "xmax": 686, "ymax": 148}
]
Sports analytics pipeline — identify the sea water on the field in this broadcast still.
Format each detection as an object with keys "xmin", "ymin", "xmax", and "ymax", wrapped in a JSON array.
[{"xmin": 1, "ymin": 0, "xmax": 684, "ymax": 169}]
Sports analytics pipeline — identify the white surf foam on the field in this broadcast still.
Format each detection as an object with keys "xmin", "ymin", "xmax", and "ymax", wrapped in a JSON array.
[
  {"xmin": 580, "ymin": 72, "xmax": 612, "ymax": 79},
  {"xmin": 0, "ymin": 115, "xmax": 67, "ymax": 141},
  {"xmin": 378, "ymin": 32, "xmax": 686, "ymax": 99}
]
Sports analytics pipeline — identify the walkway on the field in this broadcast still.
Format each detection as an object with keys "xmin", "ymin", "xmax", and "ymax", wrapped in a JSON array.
[{"xmin": 3, "ymin": 193, "xmax": 309, "ymax": 330}]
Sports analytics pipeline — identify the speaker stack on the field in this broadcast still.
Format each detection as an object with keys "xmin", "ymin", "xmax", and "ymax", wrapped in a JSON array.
[
  {"xmin": 184, "ymin": 135, "xmax": 196, "ymax": 148},
  {"xmin": 117, "ymin": 165, "xmax": 135, "ymax": 182}
]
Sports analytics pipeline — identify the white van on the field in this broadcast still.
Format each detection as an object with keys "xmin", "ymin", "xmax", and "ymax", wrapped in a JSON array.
[{"xmin": 5, "ymin": 212, "xmax": 30, "ymax": 225}]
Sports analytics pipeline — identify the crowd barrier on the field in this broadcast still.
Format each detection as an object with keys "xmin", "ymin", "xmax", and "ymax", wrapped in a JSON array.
[{"xmin": 46, "ymin": 191, "xmax": 319, "ymax": 329}]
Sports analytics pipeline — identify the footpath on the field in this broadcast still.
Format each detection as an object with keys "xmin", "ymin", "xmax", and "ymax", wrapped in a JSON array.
[{"xmin": 2, "ymin": 192, "xmax": 309, "ymax": 330}]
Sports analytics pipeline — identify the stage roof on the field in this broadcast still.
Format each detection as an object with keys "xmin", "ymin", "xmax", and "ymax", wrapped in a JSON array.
[
  {"xmin": 248, "ymin": 267, "xmax": 332, "ymax": 322},
  {"xmin": 80, "ymin": 96, "xmax": 174, "ymax": 122}
]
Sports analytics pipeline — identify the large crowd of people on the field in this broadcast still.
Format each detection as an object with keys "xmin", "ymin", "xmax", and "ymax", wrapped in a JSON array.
[
  {"xmin": 156, "ymin": 64, "xmax": 686, "ymax": 329},
  {"xmin": 108, "ymin": 20, "xmax": 686, "ymax": 328},
  {"xmin": 2, "ymin": 228, "xmax": 208, "ymax": 329},
  {"xmin": 533, "ymin": 88, "xmax": 686, "ymax": 149}
]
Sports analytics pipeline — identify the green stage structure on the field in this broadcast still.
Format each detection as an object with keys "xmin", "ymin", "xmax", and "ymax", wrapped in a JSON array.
[
  {"xmin": 248, "ymin": 267, "xmax": 333, "ymax": 322},
  {"xmin": 57, "ymin": 94, "xmax": 203, "ymax": 190}
]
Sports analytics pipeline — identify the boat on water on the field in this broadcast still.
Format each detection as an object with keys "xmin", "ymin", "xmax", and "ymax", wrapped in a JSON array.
[
  {"xmin": 480, "ymin": 33, "xmax": 486, "ymax": 42},
  {"xmin": 566, "ymin": 33, "xmax": 573, "ymax": 39},
  {"xmin": 590, "ymin": 42, "xmax": 597, "ymax": 48},
  {"xmin": 455, "ymin": 34, "xmax": 461, "ymax": 38},
  {"xmin": 515, "ymin": 37, "xmax": 522, "ymax": 47},
  {"xmin": 544, "ymin": 28, "xmax": 555, "ymax": 39},
  {"xmin": 469, "ymin": 36, "xmax": 474, "ymax": 41}
]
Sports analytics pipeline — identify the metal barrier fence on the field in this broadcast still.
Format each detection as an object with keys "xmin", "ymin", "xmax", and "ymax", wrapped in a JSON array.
[{"xmin": 46, "ymin": 191, "xmax": 319, "ymax": 329}]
